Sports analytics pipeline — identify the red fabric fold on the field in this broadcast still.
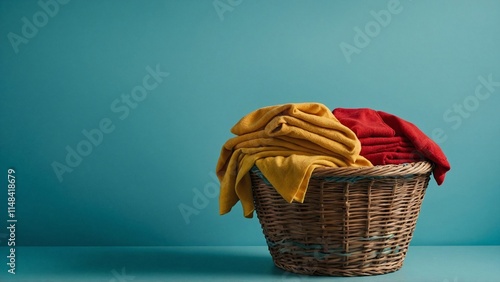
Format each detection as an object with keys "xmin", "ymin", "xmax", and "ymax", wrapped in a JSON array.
[
  {"xmin": 333, "ymin": 108, "xmax": 451, "ymax": 185},
  {"xmin": 362, "ymin": 152, "xmax": 426, "ymax": 165},
  {"xmin": 359, "ymin": 136, "xmax": 411, "ymax": 146},
  {"xmin": 360, "ymin": 137, "xmax": 414, "ymax": 155},
  {"xmin": 331, "ymin": 108, "xmax": 395, "ymax": 138},
  {"xmin": 376, "ymin": 111, "xmax": 451, "ymax": 185}
]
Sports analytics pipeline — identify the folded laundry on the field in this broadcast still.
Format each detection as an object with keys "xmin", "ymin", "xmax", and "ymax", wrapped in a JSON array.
[
  {"xmin": 360, "ymin": 138, "xmax": 415, "ymax": 156},
  {"xmin": 331, "ymin": 108, "xmax": 395, "ymax": 138},
  {"xmin": 333, "ymin": 108, "xmax": 450, "ymax": 185},
  {"xmin": 362, "ymin": 152, "xmax": 426, "ymax": 165},
  {"xmin": 359, "ymin": 136, "xmax": 410, "ymax": 146},
  {"xmin": 377, "ymin": 110, "xmax": 450, "ymax": 185},
  {"xmin": 217, "ymin": 103, "xmax": 372, "ymax": 218}
]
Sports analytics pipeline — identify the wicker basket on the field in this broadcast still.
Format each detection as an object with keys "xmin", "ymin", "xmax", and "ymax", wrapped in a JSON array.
[{"xmin": 250, "ymin": 161, "xmax": 433, "ymax": 276}]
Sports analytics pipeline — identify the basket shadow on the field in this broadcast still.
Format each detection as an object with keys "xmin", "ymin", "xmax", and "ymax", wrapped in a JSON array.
[{"xmin": 71, "ymin": 247, "xmax": 282, "ymax": 277}]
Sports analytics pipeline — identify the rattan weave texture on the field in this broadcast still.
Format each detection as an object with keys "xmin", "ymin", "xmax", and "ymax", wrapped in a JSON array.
[{"xmin": 250, "ymin": 161, "xmax": 433, "ymax": 276}]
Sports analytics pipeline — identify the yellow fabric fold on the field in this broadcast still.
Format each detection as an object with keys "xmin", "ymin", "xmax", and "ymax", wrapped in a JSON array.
[{"xmin": 216, "ymin": 103, "xmax": 372, "ymax": 218}]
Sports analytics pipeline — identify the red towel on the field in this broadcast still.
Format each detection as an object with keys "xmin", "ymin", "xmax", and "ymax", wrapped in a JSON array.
[
  {"xmin": 331, "ymin": 108, "xmax": 395, "ymax": 138},
  {"xmin": 360, "ymin": 137, "xmax": 414, "ymax": 155},
  {"xmin": 363, "ymin": 152, "xmax": 426, "ymax": 165},
  {"xmin": 377, "ymin": 110, "xmax": 450, "ymax": 185},
  {"xmin": 333, "ymin": 108, "xmax": 450, "ymax": 185},
  {"xmin": 359, "ymin": 136, "xmax": 411, "ymax": 146}
]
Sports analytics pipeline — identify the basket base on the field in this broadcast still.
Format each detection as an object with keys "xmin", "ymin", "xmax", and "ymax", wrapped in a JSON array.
[{"xmin": 272, "ymin": 255, "xmax": 404, "ymax": 277}]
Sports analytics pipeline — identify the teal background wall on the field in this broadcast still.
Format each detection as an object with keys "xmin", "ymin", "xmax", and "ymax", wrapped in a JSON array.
[{"xmin": 1, "ymin": 0, "xmax": 499, "ymax": 246}]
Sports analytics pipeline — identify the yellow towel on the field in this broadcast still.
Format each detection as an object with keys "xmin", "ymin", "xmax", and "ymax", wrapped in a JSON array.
[{"xmin": 216, "ymin": 103, "xmax": 372, "ymax": 218}]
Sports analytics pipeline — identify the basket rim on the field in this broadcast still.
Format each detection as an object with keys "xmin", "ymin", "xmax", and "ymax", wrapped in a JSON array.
[{"xmin": 311, "ymin": 161, "xmax": 433, "ymax": 178}]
